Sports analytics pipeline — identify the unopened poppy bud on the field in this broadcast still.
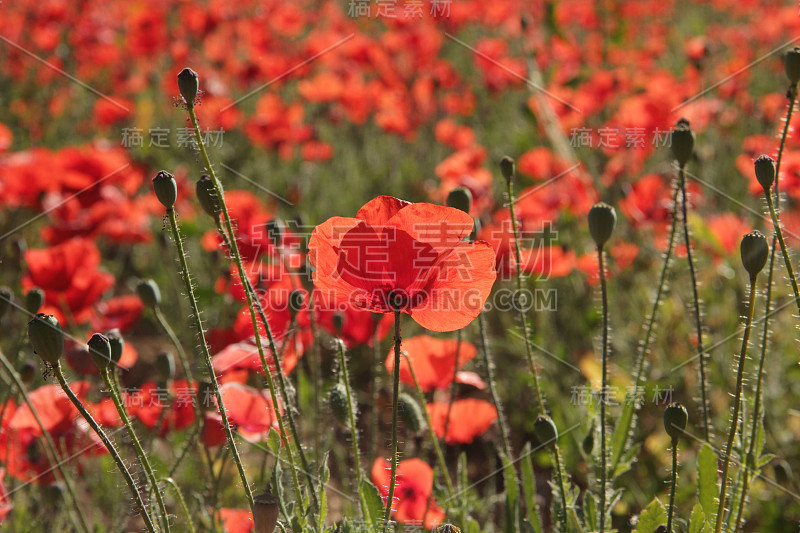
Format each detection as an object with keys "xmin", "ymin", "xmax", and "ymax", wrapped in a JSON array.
[
  {"xmin": 20, "ymin": 360, "xmax": 37, "ymax": 384},
  {"xmin": 500, "ymin": 156, "xmax": 515, "ymax": 182},
  {"xmin": 434, "ymin": 525, "xmax": 462, "ymax": 533},
  {"xmin": 741, "ymin": 230, "xmax": 769, "ymax": 279},
  {"xmin": 663, "ymin": 402, "xmax": 688, "ymax": 443},
  {"xmin": 106, "ymin": 329, "xmax": 124, "ymax": 365},
  {"xmin": 754, "ymin": 155, "xmax": 776, "ymax": 191},
  {"xmin": 328, "ymin": 382, "xmax": 352, "ymax": 426},
  {"xmin": 152, "ymin": 170, "xmax": 177, "ymax": 210},
  {"xmin": 156, "ymin": 352, "xmax": 175, "ymax": 385},
  {"xmin": 197, "ymin": 380, "xmax": 213, "ymax": 410},
  {"xmin": 253, "ymin": 490, "xmax": 280, "ymax": 533},
  {"xmin": 25, "ymin": 287, "xmax": 44, "ymax": 314},
  {"xmin": 196, "ymin": 175, "xmax": 222, "ymax": 218},
  {"xmin": 533, "ymin": 414, "xmax": 558, "ymax": 447},
  {"xmin": 28, "ymin": 314, "xmax": 64, "ymax": 365},
  {"xmin": 654, "ymin": 526, "xmax": 668, "ymax": 533},
  {"xmin": 177, "ymin": 67, "xmax": 199, "ymax": 105},
  {"xmin": 786, "ymin": 48, "xmax": 800, "ymax": 85},
  {"xmin": 87, "ymin": 333, "xmax": 112, "ymax": 371},
  {"xmin": 265, "ymin": 219, "xmax": 284, "ymax": 248},
  {"xmin": 11, "ymin": 237, "xmax": 26, "ymax": 260},
  {"xmin": 670, "ymin": 119, "xmax": 695, "ymax": 167},
  {"xmin": 773, "ymin": 459, "xmax": 792, "ymax": 485},
  {"xmin": 446, "ymin": 187, "xmax": 472, "ymax": 214},
  {"xmin": 588, "ymin": 202, "xmax": 617, "ymax": 249},
  {"xmin": 137, "ymin": 279, "xmax": 162, "ymax": 308},
  {"xmin": 332, "ymin": 312, "xmax": 345, "ymax": 333},
  {"xmin": 582, "ymin": 427, "xmax": 595, "ymax": 455},
  {"xmin": 46, "ymin": 481, "xmax": 66, "ymax": 505},
  {"xmin": 0, "ymin": 286, "xmax": 12, "ymax": 319},
  {"xmin": 288, "ymin": 289, "xmax": 304, "ymax": 317},
  {"xmin": 398, "ymin": 392, "xmax": 426, "ymax": 434}
]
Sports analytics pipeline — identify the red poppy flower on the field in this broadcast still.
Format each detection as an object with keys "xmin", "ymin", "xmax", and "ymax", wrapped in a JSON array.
[
  {"xmin": 371, "ymin": 457, "xmax": 444, "ymax": 529},
  {"xmin": 0, "ymin": 468, "xmax": 10, "ymax": 525},
  {"xmin": 386, "ymin": 334, "xmax": 477, "ymax": 391},
  {"xmin": 217, "ymin": 383, "xmax": 279, "ymax": 442},
  {"xmin": 126, "ymin": 380, "xmax": 196, "ymax": 436},
  {"xmin": 308, "ymin": 196, "xmax": 496, "ymax": 332},
  {"xmin": 91, "ymin": 295, "xmax": 143, "ymax": 333},
  {"xmin": 312, "ymin": 289, "xmax": 393, "ymax": 348},
  {"xmin": 427, "ymin": 398, "xmax": 498, "ymax": 445},
  {"xmin": 219, "ymin": 507, "xmax": 253, "ymax": 533}
]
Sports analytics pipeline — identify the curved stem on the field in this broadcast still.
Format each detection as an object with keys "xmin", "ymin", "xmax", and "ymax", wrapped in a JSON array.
[
  {"xmin": 666, "ymin": 441, "xmax": 678, "ymax": 532},
  {"xmin": 161, "ymin": 477, "xmax": 197, "ymax": 533},
  {"xmin": 679, "ymin": 166, "xmax": 710, "ymax": 439},
  {"xmin": 383, "ymin": 311, "xmax": 402, "ymax": 533},
  {"xmin": 598, "ymin": 245, "xmax": 609, "ymax": 533},
  {"xmin": 165, "ymin": 206, "xmax": 254, "ymax": 511},
  {"xmin": 53, "ymin": 365, "xmax": 157, "ymax": 533},
  {"xmin": 764, "ymin": 193, "xmax": 800, "ymax": 316},
  {"xmin": 0, "ymin": 351, "xmax": 90, "ymax": 533},
  {"xmin": 714, "ymin": 278, "xmax": 758, "ymax": 533},
  {"xmin": 102, "ymin": 370, "xmax": 171, "ymax": 531}
]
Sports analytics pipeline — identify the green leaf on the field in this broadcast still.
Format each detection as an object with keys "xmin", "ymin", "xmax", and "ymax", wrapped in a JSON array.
[
  {"xmin": 610, "ymin": 398, "xmax": 637, "ymax": 474},
  {"xmin": 267, "ymin": 428, "xmax": 282, "ymax": 458},
  {"xmin": 317, "ymin": 452, "xmax": 329, "ymax": 530},
  {"xmin": 698, "ymin": 443, "xmax": 718, "ymax": 524},
  {"xmin": 358, "ymin": 479, "xmax": 384, "ymax": 529},
  {"xmin": 688, "ymin": 503, "xmax": 706, "ymax": 533},
  {"xmin": 584, "ymin": 490, "xmax": 598, "ymax": 532},
  {"xmin": 633, "ymin": 498, "xmax": 666, "ymax": 533},
  {"xmin": 502, "ymin": 453, "xmax": 520, "ymax": 533},
  {"xmin": 520, "ymin": 443, "xmax": 543, "ymax": 533},
  {"xmin": 465, "ymin": 518, "xmax": 481, "ymax": 533},
  {"xmin": 758, "ymin": 453, "xmax": 776, "ymax": 468}
]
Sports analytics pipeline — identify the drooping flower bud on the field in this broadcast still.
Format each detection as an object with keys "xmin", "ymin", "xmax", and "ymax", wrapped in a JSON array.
[
  {"xmin": 106, "ymin": 329, "xmax": 125, "ymax": 366},
  {"xmin": 25, "ymin": 287, "xmax": 44, "ymax": 314},
  {"xmin": 177, "ymin": 68, "xmax": 199, "ymax": 106},
  {"xmin": 663, "ymin": 402, "xmax": 688, "ymax": 444},
  {"xmin": 398, "ymin": 392, "xmax": 426, "ymax": 434},
  {"xmin": 27, "ymin": 314, "xmax": 64, "ymax": 365},
  {"xmin": 328, "ymin": 382, "xmax": 352, "ymax": 426},
  {"xmin": 332, "ymin": 312, "xmax": 345, "ymax": 333},
  {"xmin": 754, "ymin": 155, "xmax": 776, "ymax": 191},
  {"xmin": 253, "ymin": 490, "xmax": 280, "ymax": 533},
  {"xmin": 0, "ymin": 286, "xmax": 13, "ymax": 319},
  {"xmin": 533, "ymin": 414, "xmax": 558, "ymax": 447},
  {"xmin": 137, "ymin": 279, "xmax": 162, "ymax": 308},
  {"xmin": 500, "ymin": 156, "xmax": 515, "ymax": 183},
  {"xmin": 786, "ymin": 47, "xmax": 800, "ymax": 85},
  {"xmin": 446, "ymin": 187, "xmax": 472, "ymax": 214},
  {"xmin": 196, "ymin": 175, "xmax": 222, "ymax": 219},
  {"xmin": 288, "ymin": 289, "xmax": 305, "ymax": 318},
  {"xmin": 265, "ymin": 219, "xmax": 284, "ymax": 248},
  {"xmin": 152, "ymin": 171, "xmax": 177, "ymax": 210},
  {"xmin": 740, "ymin": 230, "xmax": 769, "ymax": 279},
  {"xmin": 588, "ymin": 202, "xmax": 617, "ymax": 249},
  {"xmin": 582, "ymin": 426, "xmax": 595, "ymax": 455},
  {"xmin": 670, "ymin": 119, "xmax": 695, "ymax": 167},
  {"xmin": 156, "ymin": 352, "xmax": 176, "ymax": 385},
  {"xmin": 87, "ymin": 333, "xmax": 112, "ymax": 371}
]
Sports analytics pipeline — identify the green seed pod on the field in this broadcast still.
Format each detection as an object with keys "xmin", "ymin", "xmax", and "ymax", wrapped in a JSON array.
[
  {"xmin": 398, "ymin": 392, "xmax": 426, "ymax": 434},
  {"xmin": 500, "ymin": 156, "xmax": 515, "ymax": 182},
  {"xmin": 446, "ymin": 187, "xmax": 473, "ymax": 214},
  {"xmin": 670, "ymin": 119, "xmax": 695, "ymax": 167},
  {"xmin": 196, "ymin": 174, "xmax": 222, "ymax": 218},
  {"xmin": 106, "ymin": 329, "xmax": 125, "ymax": 366},
  {"xmin": 328, "ymin": 382, "xmax": 352, "ymax": 426},
  {"xmin": 0, "ymin": 286, "xmax": 13, "ymax": 319},
  {"xmin": 588, "ymin": 202, "xmax": 617, "ymax": 249},
  {"xmin": 741, "ymin": 230, "xmax": 769, "ymax": 279},
  {"xmin": 265, "ymin": 218, "xmax": 284, "ymax": 248},
  {"xmin": 533, "ymin": 414, "xmax": 558, "ymax": 447},
  {"xmin": 786, "ymin": 47, "xmax": 800, "ymax": 85},
  {"xmin": 20, "ymin": 360, "xmax": 37, "ymax": 384},
  {"xmin": 152, "ymin": 170, "xmax": 177, "ymax": 210},
  {"xmin": 754, "ymin": 155, "xmax": 776, "ymax": 192},
  {"xmin": 25, "ymin": 287, "xmax": 44, "ymax": 314},
  {"xmin": 253, "ymin": 490, "xmax": 280, "ymax": 533},
  {"xmin": 434, "ymin": 525, "xmax": 462, "ymax": 533},
  {"xmin": 27, "ymin": 314, "xmax": 64, "ymax": 365},
  {"xmin": 177, "ymin": 67, "xmax": 199, "ymax": 105},
  {"xmin": 137, "ymin": 279, "xmax": 162, "ymax": 308},
  {"xmin": 663, "ymin": 402, "xmax": 688, "ymax": 443},
  {"xmin": 87, "ymin": 333, "xmax": 112, "ymax": 371},
  {"xmin": 288, "ymin": 289, "xmax": 304, "ymax": 318},
  {"xmin": 156, "ymin": 352, "xmax": 176, "ymax": 385}
]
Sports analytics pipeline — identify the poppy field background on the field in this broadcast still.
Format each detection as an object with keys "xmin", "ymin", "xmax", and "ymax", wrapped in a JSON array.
[{"xmin": 2, "ymin": 0, "xmax": 800, "ymax": 531}]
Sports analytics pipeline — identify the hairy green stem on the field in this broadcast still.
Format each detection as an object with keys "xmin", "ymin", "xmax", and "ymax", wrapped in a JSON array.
[
  {"xmin": 477, "ymin": 313, "xmax": 514, "ymax": 465},
  {"xmin": 442, "ymin": 329, "xmax": 463, "ymax": 443},
  {"xmin": 153, "ymin": 306, "xmax": 198, "ymax": 413},
  {"xmin": 598, "ymin": 246, "xmax": 609, "ymax": 533},
  {"xmin": 764, "ymin": 193, "xmax": 800, "ymax": 316},
  {"xmin": 383, "ymin": 311, "xmax": 402, "ymax": 533},
  {"xmin": 161, "ymin": 477, "xmax": 196, "ymax": 533},
  {"xmin": 370, "ymin": 314, "xmax": 382, "ymax": 461},
  {"xmin": 666, "ymin": 441, "xmax": 678, "ymax": 532}
]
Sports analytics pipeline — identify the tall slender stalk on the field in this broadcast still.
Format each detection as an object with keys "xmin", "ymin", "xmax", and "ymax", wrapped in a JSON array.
[
  {"xmin": 442, "ymin": 329, "xmax": 463, "ymax": 443},
  {"xmin": 666, "ymin": 441, "xmax": 678, "ymax": 532},
  {"xmin": 161, "ymin": 477, "xmax": 197, "ymax": 533},
  {"xmin": 477, "ymin": 313, "xmax": 514, "ymax": 465},
  {"xmin": 383, "ymin": 310, "xmax": 402, "ymax": 533},
  {"xmin": 370, "ymin": 314, "xmax": 383, "ymax": 461},
  {"xmin": 598, "ymin": 245, "xmax": 610, "ymax": 533},
  {"xmin": 53, "ymin": 364, "xmax": 157, "ymax": 533}
]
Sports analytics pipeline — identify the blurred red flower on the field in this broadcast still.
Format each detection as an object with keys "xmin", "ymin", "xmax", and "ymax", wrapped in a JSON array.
[
  {"xmin": 427, "ymin": 398, "xmax": 498, "ymax": 445},
  {"xmin": 219, "ymin": 507, "xmax": 253, "ymax": 533},
  {"xmin": 385, "ymin": 334, "xmax": 477, "ymax": 391},
  {"xmin": 371, "ymin": 457, "xmax": 444, "ymax": 529}
]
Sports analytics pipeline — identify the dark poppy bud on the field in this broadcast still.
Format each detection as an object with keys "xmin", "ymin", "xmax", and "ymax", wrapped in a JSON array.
[
  {"xmin": 177, "ymin": 68, "xmax": 199, "ymax": 105},
  {"xmin": 11, "ymin": 237, "xmax": 27, "ymax": 261},
  {"xmin": 446, "ymin": 187, "xmax": 472, "ymax": 214},
  {"xmin": 741, "ymin": 230, "xmax": 769, "ymax": 279},
  {"xmin": 328, "ymin": 382, "xmax": 352, "ymax": 426},
  {"xmin": 106, "ymin": 329, "xmax": 124, "ymax": 365},
  {"xmin": 196, "ymin": 175, "xmax": 222, "ymax": 218},
  {"xmin": 754, "ymin": 155, "xmax": 776, "ymax": 191},
  {"xmin": 0, "ymin": 286, "xmax": 12, "ymax": 319},
  {"xmin": 533, "ymin": 414, "xmax": 558, "ymax": 447},
  {"xmin": 197, "ymin": 380, "xmax": 213, "ymax": 410},
  {"xmin": 137, "ymin": 279, "xmax": 162, "ymax": 308},
  {"xmin": 20, "ymin": 360, "xmax": 37, "ymax": 384},
  {"xmin": 773, "ymin": 459, "xmax": 792, "ymax": 485},
  {"xmin": 288, "ymin": 289, "xmax": 304, "ymax": 317},
  {"xmin": 588, "ymin": 202, "xmax": 617, "ymax": 249},
  {"xmin": 265, "ymin": 219, "xmax": 284, "ymax": 248},
  {"xmin": 786, "ymin": 48, "xmax": 800, "ymax": 85},
  {"xmin": 152, "ymin": 171, "xmax": 177, "ymax": 210},
  {"xmin": 655, "ymin": 526, "xmax": 668, "ymax": 533},
  {"xmin": 25, "ymin": 287, "xmax": 44, "ymax": 314},
  {"xmin": 500, "ymin": 156, "xmax": 515, "ymax": 182},
  {"xmin": 663, "ymin": 402, "xmax": 688, "ymax": 443},
  {"xmin": 28, "ymin": 314, "xmax": 64, "ymax": 365},
  {"xmin": 87, "ymin": 333, "xmax": 112, "ymax": 371},
  {"xmin": 398, "ymin": 392, "xmax": 426, "ymax": 434},
  {"xmin": 434, "ymin": 525, "xmax": 462, "ymax": 533},
  {"xmin": 582, "ymin": 427, "xmax": 595, "ymax": 455},
  {"xmin": 332, "ymin": 312, "xmax": 345, "ymax": 333},
  {"xmin": 670, "ymin": 119, "xmax": 695, "ymax": 167},
  {"xmin": 254, "ymin": 490, "xmax": 280, "ymax": 533},
  {"xmin": 156, "ymin": 352, "xmax": 175, "ymax": 385}
]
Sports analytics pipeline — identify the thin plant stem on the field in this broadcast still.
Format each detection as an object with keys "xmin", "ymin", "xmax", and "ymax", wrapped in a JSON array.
[
  {"xmin": 161, "ymin": 477, "xmax": 197, "ymax": 533},
  {"xmin": 168, "ymin": 420, "xmax": 204, "ymax": 478},
  {"xmin": 153, "ymin": 306, "xmax": 199, "ymax": 413},
  {"xmin": 666, "ymin": 441, "xmax": 678, "ymax": 532},
  {"xmin": 477, "ymin": 313, "xmax": 514, "ymax": 464},
  {"xmin": 0, "ymin": 350, "xmax": 91, "ymax": 533},
  {"xmin": 53, "ymin": 364, "xmax": 157, "ymax": 533},
  {"xmin": 553, "ymin": 444, "xmax": 569, "ymax": 533},
  {"xmin": 678, "ymin": 166, "xmax": 710, "ymax": 440},
  {"xmin": 371, "ymin": 314, "xmax": 382, "ymax": 461},
  {"xmin": 402, "ymin": 351, "xmax": 455, "ymax": 499},
  {"xmin": 165, "ymin": 205, "xmax": 255, "ymax": 511},
  {"xmin": 442, "ymin": 329, "xmax": 463, "ymax": 443},
  {"xmin": 764, "ymin": 192, "xmax": 800, "ymax": 316},
  {"xmin": 598, "ymin": 245, "xmax": 610, "ymax": 533},
  {"xmin": 714, "ymin": 277, "xmax": 758, "ymax": 533},
  {"xmin": 102, "ymin": 369, "xmax": 171, "ymax": 531},
  {"xmin": 383, "ymin": 310, "xmax": 402, "ymax": 533}
]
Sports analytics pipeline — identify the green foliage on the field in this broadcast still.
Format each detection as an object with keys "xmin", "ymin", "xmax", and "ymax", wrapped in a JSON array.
[{"xmin": 633, "ymin": 498, "xmax": 667, "ymax": 533}]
